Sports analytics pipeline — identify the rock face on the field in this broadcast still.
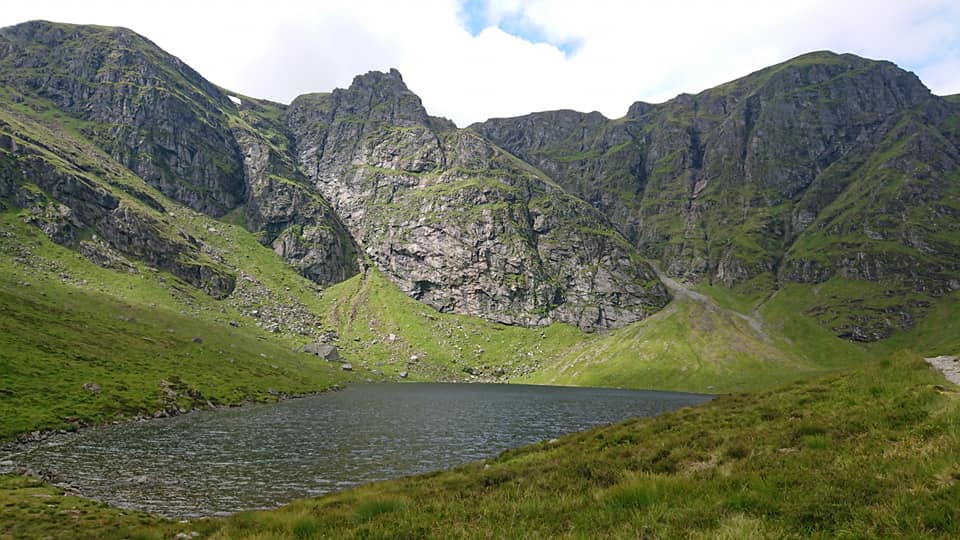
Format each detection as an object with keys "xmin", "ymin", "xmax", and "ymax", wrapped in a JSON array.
[
  {"xmin": 230, "ymin": 99, "xmax": 359, "ymax": 286},
  {"xmin": 303, "ymin": 343, "xmax": 340, "ymax": 361},
  {"xmin": 0, "ymin": 21, "xmax": 246, "ymax": 216},
  {"xmin": 0, "ymin": 21, "xmax": 356, "ymax": 295},
  {"xmin": 286, "ymin": 69, "xmax": 669, "ymax": 330},
  {"xmin": 0, "ymin": 115, "xmax": 236, "ymax": 297},
  {"xmin": 2, "ymin": 21, "xmax": 958, "ymax": 341},
  {"xmin": 475, "ymin": 52, "xmax": 960, "ymax": 339}
]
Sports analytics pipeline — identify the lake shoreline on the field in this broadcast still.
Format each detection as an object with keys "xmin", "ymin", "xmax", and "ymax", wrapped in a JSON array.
[
  {"xmin": 0, "ymin": 385, "xmax": 348, "ymax": 503},
  {"xmin": 0, "ymin": 383, "xmax": 347, "ymax": 461},
  {"xmin": 3, "ymin": 383, "xmax": 711, "ymax": 518}
]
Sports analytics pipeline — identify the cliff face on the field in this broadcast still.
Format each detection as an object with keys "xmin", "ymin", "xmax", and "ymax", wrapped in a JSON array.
[
  {"xmin": 0, "ymin": 21, "xmax": 358, "ymax": 292},
  {"xmin": 1, "ymin": 20, "xmax": 957, "ymax": 340},
  {"xmin": 0, "ymin": 21, "xmax": 667, "ymax": 331},
  {"xmin": 0, "ymin": 21, "xmax": 245, "ymax": 216},
  {"xmin": 474, "ymin": 52, "xmax": 960, "ymax": 340},
  {"xmin": 286, "ymin": 70, "xmax": 669, "ymax": 330},
  {"xmin": 228, "ymin": 96, "xmax": 359, "ymax": 287},
  {"xmin": 0, "ymin": 104, "xmax": 237, "ymax": 298}
]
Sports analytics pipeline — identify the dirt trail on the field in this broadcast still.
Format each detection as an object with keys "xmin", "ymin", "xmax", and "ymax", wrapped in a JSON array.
[
  {"xmin": 653, "ymin": 268, "xmax": 770, "ymax": 342},
  {"xmin": 926, "ymin": 355, "xmax": 960, "ymax": 385}
]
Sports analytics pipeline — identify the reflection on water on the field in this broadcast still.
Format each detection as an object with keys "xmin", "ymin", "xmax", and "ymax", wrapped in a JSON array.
[{"xmin": 8, "ymin": 383, "xmax": 710, "ymax": 517}]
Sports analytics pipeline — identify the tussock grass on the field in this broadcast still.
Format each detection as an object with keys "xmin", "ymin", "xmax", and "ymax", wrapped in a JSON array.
[{"xmin": 5, "ymin": 351, "xmax": 959, "ymax": 538}]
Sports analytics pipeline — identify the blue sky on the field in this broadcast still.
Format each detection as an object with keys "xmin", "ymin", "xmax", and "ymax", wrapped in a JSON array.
[{"xmin": 1, "ymin": 0, "xmax": 958, "ymax": 125}]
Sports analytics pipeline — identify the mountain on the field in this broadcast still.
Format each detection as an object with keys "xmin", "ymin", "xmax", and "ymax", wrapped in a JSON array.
[
  {"xmin": 0, "ymin": 20, "xmax": 958, "ymax": 344},
  {"xmin": 3, "ymin": 20, "xmax": 960, "ymax": 539},
  {"xmin": 474, "ymin": 51, "xmax": 960, "ymax": 340},
  {"xmin": 0, "ymin": 20, "xmax": 668, "ymax": 332},
  {"xmin": 285, "ymin": 69, "xmax": 667, "ymax": 329},
  {"xmin": 0, "ymin": 20, "xmax": 358, "ymax": 296}
]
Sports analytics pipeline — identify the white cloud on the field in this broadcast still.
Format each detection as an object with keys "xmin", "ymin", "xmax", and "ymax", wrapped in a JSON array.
[{"xmin": 0, "ymin": 0, "xmax": 958, "ymax": 126}]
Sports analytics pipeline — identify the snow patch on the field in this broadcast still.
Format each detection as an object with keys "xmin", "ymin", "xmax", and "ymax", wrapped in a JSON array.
[{"xmin": 228, "ymin": 95, "xmax": 242, "ymax": 107}]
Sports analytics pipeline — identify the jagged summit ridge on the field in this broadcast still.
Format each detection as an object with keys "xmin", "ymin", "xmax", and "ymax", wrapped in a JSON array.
[
  {"xmin": 287, "ymin": 66, "xmax": 670, "ymax": 330},
  {"xmin": 1, "ymin": 20, "xmax": 958, "ymax": 339},
  {"xmin": 474, "ymin": 50, "xmax": 960, "ymax": 340},
  {"xmin": 0, "ymin": 21, "xmax": 669, "ymax": 332}
]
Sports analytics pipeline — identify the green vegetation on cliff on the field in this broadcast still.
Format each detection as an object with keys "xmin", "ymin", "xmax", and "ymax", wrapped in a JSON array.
[{"xmin": 474, "ymin": 51, "xmax": 960, "ymax": 342}]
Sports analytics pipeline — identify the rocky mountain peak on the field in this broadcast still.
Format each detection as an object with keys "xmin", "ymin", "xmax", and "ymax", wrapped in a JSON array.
[
  {"xmin": 475, "ymin": 51, "xmax": 960, "ymax": 341},
  {"xmin": 625, "ymin": 101, "xmax": 654, "ymax": 118},
  {"xmin": 2, "ymin": 22, "xmax": 955, "ymax": 342},
  {"xmin": 0, "ymin": 20, "xmax": 245, "ymax": 216},
  {"xmin": 286, "ymin": 69, "xmax": 669, "ymax": 331},
  {"xmin": 326, "ymin": 68, "xmax": 431, "ymax": 127}
]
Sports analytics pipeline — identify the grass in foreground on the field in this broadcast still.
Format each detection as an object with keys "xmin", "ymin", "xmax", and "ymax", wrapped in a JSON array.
[
  {"xmin": 205, "ymin": 351, "xmax": 960, "ymax": 538},
  {"xmin": 3, "ymin": 351, "xmax": 958, "ymax": 538},
  {"xmin": 0, "ymin": 475, "xmax": 215, "ymax": 540}
]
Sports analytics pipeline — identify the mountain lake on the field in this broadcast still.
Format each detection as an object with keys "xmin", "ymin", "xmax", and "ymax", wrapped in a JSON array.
[{"xmin": 2, "ymin": 383, "xmax": 711, "ymax": 517}]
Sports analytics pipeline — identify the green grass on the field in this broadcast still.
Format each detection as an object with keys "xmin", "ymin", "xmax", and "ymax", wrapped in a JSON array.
[
  {"xmin": 0, "ymin": 475, "xmax": 213, "ymax": 540},
  {"xmin": 522, "ymin": 283, "xmax": 870, "ymax": 393},
  {"xmin": 314, "ymin": 268, "xmax": 586, "ymax": 381},
  {"xmin": 0, "ymin": 210, "xmax": 358, "ymax": 443},
  {"xmin": 874, "ymin": 290, "xmax": 960, "ymax": 356},
  {"xmin": 5, "ymin": 351, "xmax": 958, "ymax": 538}
]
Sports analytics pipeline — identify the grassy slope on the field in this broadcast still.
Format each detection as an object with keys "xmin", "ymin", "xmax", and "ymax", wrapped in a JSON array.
[
  {"xmin": 4, "ymin": 352, "xmax": 958, "ymax": 539},
  {"xmin": 522, "ymin": 280, "xmax": 872, "ymax": 393},
  {"xmin": 310, "ymin": 267, "xmax": 873, "ymax": 394},
  {"xmin": 314, "ymin": 268, "xmax": 586, "ymax": 381},
  {"xmin": 0, "ymin": 208, "xmax": 359, "ymax": 443},
  {"xmin": 873, "ymin": 289, "xmax": 960, "ymax": 357},
  {"xmin": 0, "ymin": 475, "xmax": 214, "ymax": 540}
]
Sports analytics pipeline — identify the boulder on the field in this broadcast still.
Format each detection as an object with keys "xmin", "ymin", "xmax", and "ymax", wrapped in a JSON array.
[{"xmin": 303, "ymin": 343, "xmax": 340, "ymax": 361}]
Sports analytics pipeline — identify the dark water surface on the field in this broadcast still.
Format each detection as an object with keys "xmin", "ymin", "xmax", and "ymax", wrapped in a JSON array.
[{"xmin": 5, "ymin": 383, "xmax": 710, "ymax": 517}]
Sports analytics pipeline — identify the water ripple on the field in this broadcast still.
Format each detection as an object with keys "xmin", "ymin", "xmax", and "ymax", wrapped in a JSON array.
[{"xmin": 9, "ymin": 383, "xmax": 709, "ymax": 517}]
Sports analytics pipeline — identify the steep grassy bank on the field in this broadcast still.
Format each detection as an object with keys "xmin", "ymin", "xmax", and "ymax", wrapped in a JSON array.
[
  {"xmin": 3, "ymin": 352, "xmax": 957, "ymax": 538},
  {"xmin": 0, "ymin": 210, "xmax": 359, "ymax": 443},
  {"xmin": 315, "ymin": 269, "xmax": 587, "ymax": 382},
  {"xmin": 520, "ymin": 278, "xmax": 872, "ymax": 392},
  {"xmin": 309, "ymin": 268, "xmax": 879, "ymax": 394}
]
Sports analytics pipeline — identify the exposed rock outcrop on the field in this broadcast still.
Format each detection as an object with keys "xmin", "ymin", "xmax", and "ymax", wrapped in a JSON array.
[
  {"xmin": 231, "ymin": 117, "xmax": 359, "ymax": 286},
  {"xmin": 0, "ymin": 21, "xmax": 246, "ymax": 216},
  {"xmin": 287, "ymin": 70, "xmax": 669, "ymax": 330},
  {"xmin": 474, "ymin": 52, "xmax": 960, "ymax": 339},
  {"xmin": 2, "ymin": 20, "xmax": 958, "ymax": 342},
  {"xmin": 0, "ymin": 95, "xmax": 235, "ymax": 298}
]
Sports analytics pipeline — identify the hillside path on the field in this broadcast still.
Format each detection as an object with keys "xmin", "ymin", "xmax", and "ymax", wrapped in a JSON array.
[
  {"xmin": 926, "ymin": 356, "xmax": 960, "ymax": 385},
  {"xmin": 652, "ymin": 266, "xmax": 770, "ymax": 341}
]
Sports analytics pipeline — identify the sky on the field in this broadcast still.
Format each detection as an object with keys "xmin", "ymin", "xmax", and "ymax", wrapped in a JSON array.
[{"xmin": 1, "ymin": 0, "xmax": 959, "ymax": 126}]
